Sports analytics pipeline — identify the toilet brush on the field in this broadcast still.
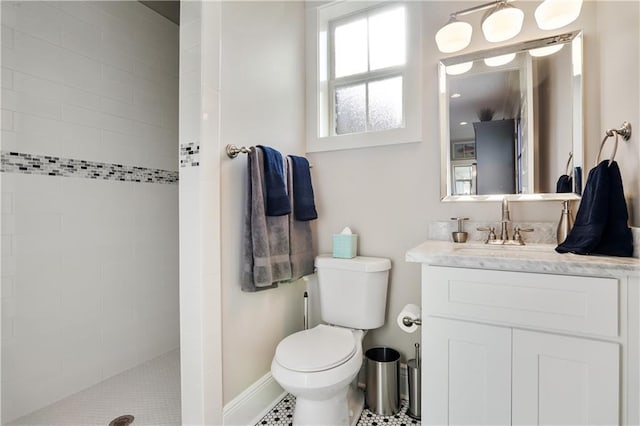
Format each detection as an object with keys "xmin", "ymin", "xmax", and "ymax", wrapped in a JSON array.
[{"xmin": 303, "ymin": 291, "xmax": 309, "ymax": 330}]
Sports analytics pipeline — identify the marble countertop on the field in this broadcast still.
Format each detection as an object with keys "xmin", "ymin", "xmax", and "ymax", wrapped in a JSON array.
[{"xmin": 406, "ymin": 240, "xmax": 640, "ymax": 277}]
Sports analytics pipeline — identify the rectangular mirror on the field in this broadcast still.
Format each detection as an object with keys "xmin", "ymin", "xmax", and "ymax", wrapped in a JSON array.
[{"xmin": 439, "ymin": 31, "xmax": 583, "ymax": 201}]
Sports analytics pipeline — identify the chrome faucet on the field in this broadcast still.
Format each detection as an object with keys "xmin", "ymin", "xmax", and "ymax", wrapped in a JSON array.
[
  {"xmin": 477, "ymin": 198, "xmax": 534, "ymax": 245},
  {"xmin": 500, "ymin": 198, "xmax": 510, "ymax": 241}
]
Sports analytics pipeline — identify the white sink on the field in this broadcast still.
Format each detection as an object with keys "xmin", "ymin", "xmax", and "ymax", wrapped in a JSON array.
[{"xmin": 451, "ymin": 242, "xmax": 556, "ymax": 255}]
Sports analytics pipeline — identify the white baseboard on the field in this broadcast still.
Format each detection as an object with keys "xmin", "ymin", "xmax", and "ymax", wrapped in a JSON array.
[{"xmin": 223, "ymin": 372, "xmax": 285, "ymax": 426}]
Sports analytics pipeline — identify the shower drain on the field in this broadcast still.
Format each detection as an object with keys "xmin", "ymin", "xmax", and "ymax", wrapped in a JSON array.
[{"xmin": 109, "ymin": 414, "xmax": 135, "ymax": 426}]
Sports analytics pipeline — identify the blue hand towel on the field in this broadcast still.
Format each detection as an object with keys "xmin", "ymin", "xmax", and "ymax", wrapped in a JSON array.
[
  {"xmin": 288, "ymin": 155, "xmax": 318, "ymax": 221},
  {"xmin": 592, "ymin": 161, "xmax": 633, "ymax": 257},
  {"xmin": 556, "ymin": 160, "xmax": 633, "ymax": 256},
  {"xmin": 257, "ymin": 145, "xmax": 291, "ymax": 216},
  {"xmin": 556, "ymin": 174, "xmax": 572, "ymax": 193}
]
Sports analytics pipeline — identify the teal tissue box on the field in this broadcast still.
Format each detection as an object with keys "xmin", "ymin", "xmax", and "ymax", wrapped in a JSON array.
[{"xmin": 333, "ymin": 234, "xmax": 358, "ymax": 258}]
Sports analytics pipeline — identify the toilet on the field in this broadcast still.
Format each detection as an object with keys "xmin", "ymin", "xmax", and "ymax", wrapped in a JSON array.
[{"xmin": 271, "ymin": 254, "xmax": 391, "ymax": 426}]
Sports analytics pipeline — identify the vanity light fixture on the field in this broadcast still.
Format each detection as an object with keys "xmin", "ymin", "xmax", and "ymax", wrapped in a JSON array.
[
  {"xmin": 435, "ymin": 0, "xmax": 523, "ymax": 53},
  {"xmin": 535, "ymin": 0, "xmax": 583, "ymax": 30},
  {"xmin": 481, "ymin": 2, "xmax": 524, "ymax": 43},
  {"xmin": 436, "ymin": 0, "xmax": 582, "ymax": 54},
  {"xmin": 446, "ymin": 61, "xmax": 473, "ymax": 75},
  {"xmin": 435, "ymin": 18, "xmax": 473, "ymax": 53},
  {"xmin": 529, "ymin": 44, "xmax": 564, "ymax": 57},
  {"xmin": 484, "ymin": 52, "xmax": 516, "ymax": 67}
]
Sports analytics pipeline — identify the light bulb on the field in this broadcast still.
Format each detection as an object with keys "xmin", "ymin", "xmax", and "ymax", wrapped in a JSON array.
[
  {"xmin": 529, "ymin": 44, "xmax": 564, "ymax": 57},
  {"xmin": 435, "ymin": 19, "xmax": 473, "ymax": 53},
  {"xmin": 535, "ymin": 0, "xmax": 583, "ymax": 30},
  {"xmin": 482, "ymin": 3, "xmax": 524, "ymax": 43},
  {"xmin": 446, "ymin": 61, "xmax": 473, "ymax": 75},
  {"xmin": 484, "ymin": 53, "xmax": 516, "ymax": 67}
]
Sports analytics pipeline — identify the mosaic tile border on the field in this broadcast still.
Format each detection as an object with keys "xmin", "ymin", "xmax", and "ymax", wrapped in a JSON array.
[
  {"xmin": 1, "ymin": 151, "xmax": 178, "ymax": 184},
  {"xmin": 180, "ymin": 142, "xmax": 200, "ymax": 168}
]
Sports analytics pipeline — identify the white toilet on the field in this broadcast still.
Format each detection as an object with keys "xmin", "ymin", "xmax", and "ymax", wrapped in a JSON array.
[{"xmin": 271, "ymin": 254, "xmax": 391, "ymax": 426}]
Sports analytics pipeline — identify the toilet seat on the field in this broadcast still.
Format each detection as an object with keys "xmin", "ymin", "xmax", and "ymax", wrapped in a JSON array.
[{"xmin": 275, "ymin": 325, "xmax": 356, "ymax": 372}]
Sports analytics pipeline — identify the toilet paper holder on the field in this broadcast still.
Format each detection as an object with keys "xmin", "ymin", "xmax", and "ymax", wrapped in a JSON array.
[{"xmin": 402, "ymin": 316, "xmax": 422, "ymax": 327}]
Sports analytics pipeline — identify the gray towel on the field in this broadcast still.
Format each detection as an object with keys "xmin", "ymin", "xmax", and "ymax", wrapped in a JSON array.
[
  {"xmin": 287, "ymin": 156, "xmax": 315, "ymax": 281},
  {"xmin": 241, "ymin": 147, "xmax": 292, "ymax": 291}
]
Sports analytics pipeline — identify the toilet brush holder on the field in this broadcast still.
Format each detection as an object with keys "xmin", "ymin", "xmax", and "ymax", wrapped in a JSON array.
[{"xmin": 406, "ymin": 343, "xmax": 421, "ymax": 420}]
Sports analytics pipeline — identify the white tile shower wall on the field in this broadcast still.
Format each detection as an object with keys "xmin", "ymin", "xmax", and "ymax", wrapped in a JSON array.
[
  {"xmin": 1, "ymin": 2, "xmax": 178, "ymax": 422},
  {"xmin": 178, "ymin": 1, "xmax": 223, "ymax": 424},
  {"xmin": 1, "ymin": 1, "xmax": 178, "ymax": 172}
]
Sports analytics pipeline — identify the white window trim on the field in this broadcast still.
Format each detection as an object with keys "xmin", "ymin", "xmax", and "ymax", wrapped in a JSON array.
[{"xmin": 305, "ymin": 1, "xmax": 422, "ymax": 153}]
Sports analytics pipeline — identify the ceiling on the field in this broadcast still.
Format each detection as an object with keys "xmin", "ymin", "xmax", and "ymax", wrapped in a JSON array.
[
  {"xmin": 140, "ymin": 1, "xmax": 180, "ymax": 25},
  {"xmin": 448, "ymin": 69, "xmax": 521, "ymax": 142}
]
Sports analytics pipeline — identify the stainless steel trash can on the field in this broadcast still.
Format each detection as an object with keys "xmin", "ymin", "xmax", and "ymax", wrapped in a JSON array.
[{"xmin": 365, "ymin": 347, "xmax": 400, "ymax": 416}]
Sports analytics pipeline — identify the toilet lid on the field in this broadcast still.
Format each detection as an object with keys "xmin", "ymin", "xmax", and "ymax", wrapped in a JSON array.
[{"xmin": 275, "ymin": 325, "xmax": 356, "ymax": 372}]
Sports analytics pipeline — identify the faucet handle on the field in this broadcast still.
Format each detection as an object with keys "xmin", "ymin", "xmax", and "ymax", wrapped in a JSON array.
[
  {"xmin": 477, "ymin": 226, "xmax": 497, "ymax": 243},
  {"xmin": 512, "ymin": 226, "xmax": 534, "ymax": 244}
]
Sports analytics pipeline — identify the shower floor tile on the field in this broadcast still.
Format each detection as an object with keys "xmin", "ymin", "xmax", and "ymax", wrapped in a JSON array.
[
  {"xmin": 256, "ymin": 394, "xmax": 420, "ymax": 426},
  {"xmin": 7, "ymin": 349, "xmax": 181, "ymax": 426}
]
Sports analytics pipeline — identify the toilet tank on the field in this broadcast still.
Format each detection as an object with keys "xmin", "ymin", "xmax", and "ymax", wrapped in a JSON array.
[{"xmin": 315, "ymin": 255, "xmax": 391, "ymax": 330}]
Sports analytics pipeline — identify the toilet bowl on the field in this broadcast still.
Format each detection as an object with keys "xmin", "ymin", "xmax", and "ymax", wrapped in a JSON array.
[
  {"xmin": 271, "ymin": 325, "xmax": 365, "ymax": 426},
  {"xmin": 271, "ymin": 255, "xmax": 391, "ymax": 426}
]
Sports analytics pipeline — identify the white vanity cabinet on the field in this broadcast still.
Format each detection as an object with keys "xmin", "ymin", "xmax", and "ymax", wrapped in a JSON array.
[
  {"xmin": 423, "ymin": 317, "xmax": 512, "ymax": 426},
  {"xmin": 422, "ymin": 265, "xmax": 622, "ymax": 425},
  {"xmin": 406, "ymin": 241, "xmax": 640, "ymax": 426},
  {"xmin": 512, "ymin": 329, "xmax": 619, "ymax": 426}
]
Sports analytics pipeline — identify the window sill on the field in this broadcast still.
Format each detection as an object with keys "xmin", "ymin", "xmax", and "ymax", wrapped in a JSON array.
[{"xmin": 306, "ymin": 126, "xmax": 420, "ymax": 153}]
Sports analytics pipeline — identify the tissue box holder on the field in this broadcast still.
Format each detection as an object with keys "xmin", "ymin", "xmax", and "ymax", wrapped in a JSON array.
[{"xmin": 333, "ymin": 234, "xmax": 358, "ymax": 258}]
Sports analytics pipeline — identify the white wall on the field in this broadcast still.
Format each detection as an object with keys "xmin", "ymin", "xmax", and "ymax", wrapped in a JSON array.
[
  {"xmin": 219, "ymin": 1, "xmax": 307, "ymax": 404},
  {"xmin": 595, "ymin": 1, "xmax": 640, "ymax": 225},
  {"xmin": 1, "ymin": 2, "xmax": 179, "ymax": 422},
  {"xmin": 178, "ymin": 1, "xmax": 224, "ymax": 424},
  {"xmin": 308, "ymin": 0, "xmax": 639, "ymax": 363}
]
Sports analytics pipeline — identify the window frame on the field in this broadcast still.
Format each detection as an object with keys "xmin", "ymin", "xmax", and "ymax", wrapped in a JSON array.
[{"xmin": 305, "ymin": 1, "xmax": 422, "ymax": 153}]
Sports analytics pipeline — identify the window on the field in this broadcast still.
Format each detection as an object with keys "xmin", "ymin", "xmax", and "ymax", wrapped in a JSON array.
[{"xmin": 306, "ymin": 1, "xmax": 421, "ymax": 152}]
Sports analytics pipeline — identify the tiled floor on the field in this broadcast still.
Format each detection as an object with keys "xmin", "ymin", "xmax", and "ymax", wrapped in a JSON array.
[
  {"xmin": 256, "ymin": 394, "xmax": 420, "ymax": 426},
  {"xmin": 8, "ymin": 349, "xmax": 181, "ymax": 426}
]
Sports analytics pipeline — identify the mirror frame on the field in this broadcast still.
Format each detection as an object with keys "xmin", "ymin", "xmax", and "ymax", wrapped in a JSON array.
[{"xmin": 439, "ymin": 31, "xmax": 583, "ymax": 202}]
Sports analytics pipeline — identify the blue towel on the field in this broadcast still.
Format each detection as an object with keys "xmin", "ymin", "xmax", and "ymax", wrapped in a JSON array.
[
  {"xmin": 556, "ymin": 160, "xmax": 633, "ymax": 257},
  {"xmin": 556, "ymin": 174, "xmax": 572, "ymax": 193},
  {"xmin": 257, "ymin": 145, "xmax": 291, "ymax": 216},
  {"xmin": 592, "ymin": 161, "xmax": 633, "ymax": 256},
  {"xmin": 288, "ymin": 155, "xmax": 318, "ymax": 221},
  {"xmin": 574, "ymin": 166, "xmax": 582, "ymax": 195}
]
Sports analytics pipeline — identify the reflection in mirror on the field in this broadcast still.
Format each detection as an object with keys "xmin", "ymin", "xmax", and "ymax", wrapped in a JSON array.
[{"xmin": 439, "ymin": 31, "xmax": 583, "ymax": 201}]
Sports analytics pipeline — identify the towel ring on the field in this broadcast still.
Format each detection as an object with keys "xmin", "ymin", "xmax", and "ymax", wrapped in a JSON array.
[
  {"xmin": 596, "ymin": 132, "xmax": 618, "ymax": 167},
  {"xmin": 596, "ymin": 122, "xmax": 632, "ymax": 167},
  {"xmin": 565, "ymin": 152, "xmax": 573, "ymax": 176}
]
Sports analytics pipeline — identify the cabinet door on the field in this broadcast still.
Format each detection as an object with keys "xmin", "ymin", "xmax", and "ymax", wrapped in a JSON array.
[
  {"xmin": 423, "ymin": 317, "xmax": 511, "ymax": 426},
  {"xmin": 513, "ymin": 329, "xmax": 619, "ymax": 426}
]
